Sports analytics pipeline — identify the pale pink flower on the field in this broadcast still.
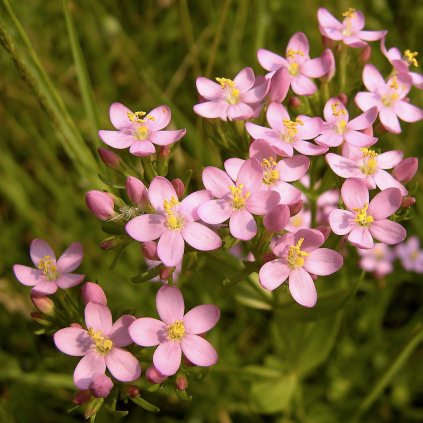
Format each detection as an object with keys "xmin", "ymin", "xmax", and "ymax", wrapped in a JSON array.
[
  {"xmin": 392, "ymin": 157, "xmax": 418, "ymax": 184},
  {"xmin": 193, "ymin": 67, "xmax": 268, "ymax": 121},
  {"xmin": 259, "ymin": 229, "xmax": 343, "ymax": 307},
  {"xmin": 129, "ymin": 286, "xmax": 220, "ymax": 376},
  {"xmin": 99, "ymin": 103, "xmax": 186, "ymax": 157},
  {"xmin": 257, "ymin": 32, "xmax": 332, "ymax": 95},
  {"xmin": 54, "ymin": 302, "xmax": 141, "ymax": 389},
  {"xmin": 197, "ymin": 159, "xmax": 280, "ymax": 241},
  {"xmin": 126, "ymin": 177, "xmax": 221, "ymax": 266},
  {"xmin": 396, "ymin": 236, "xmax": 423, "ymax": 273},
  {"xmin": 82, "ymin": 282, "xmax": 107, "ymax": 305},
  {"xmin": 13, "ymin": 239, "xmax": 84, "ymax": 295},
  {"xmin": 315, "ymin": 98, "xmax": 378, "ymax": 147},
  {"xmin": 355, "ymin": 64, "xmax": 423, "ymax": 133},
  {"xmin": 326, "ymin": 144, "xmax": 407, "ymax": 195},
  {"xmin": 358, "ymin": 243, "xmax": 395, "ymax": 277},
  {"xmin": 329, "ymin": 178, "xmax": 406, "ymax": 249},
  {"xmin": 317, "ymin": 8, "xmax": 386, "ymax": 48},
  {"xmin": 245, "ymin": 102, "xmax": 326, "ymax": 157}
]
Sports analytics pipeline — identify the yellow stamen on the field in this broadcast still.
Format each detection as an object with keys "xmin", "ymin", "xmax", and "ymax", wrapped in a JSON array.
[
  {"xmin": 88, "ymin": 327, "xmax": 113, "ymax": 354},
  {"xmin": 167, "ymin": 320, "xmax": 185, "ymax": 341},
  {"xmin": 134, "ymin": 125, "xmax": 149, "ymax": 140},
  {"xmin": 389, "ymin": 75, "xmax": 399, "ymax": 90},
  {"xmin": 404, "ymin": 50, "xmax": 418, "ymax": 67},
  {"xmin": 286, "ymin": 49, "xmax": 305, "ymax": 59},
  {"xmin": 342, "ymin": 8, "xmax": 356, "ymax": 18},
  {"xmin": 288, "ymin": 62, "xmax": 299, "ymax": 76},
  {"xmin": 283, "ymin": 118, "xmax": 304, "ymax": 142},
  {"xmin": 353, "ymin": 203, "xmax": 374, "ymax": 227},
  {"xmin": 342, "ymin": 8, "xmax": 356, "ymax": 36},
  {"xmin": 360, "ymin": 148, "xmax": 378, "ymax": 175},
  {"xmin": 287, "ymin": 238, "xmax": 309, "ymax": 269},
  {"xmin": 37, "ymin": 255, "xmax": 58, "ymax": 281},
  {"xmin": 331, "ymin": 102, "xmax": 347, "ymax": 117},
  {"xmin": 216, "ymin": 77, "xmax": 240, "ymax": 104},
  {"xmin": 229, "ymin": 184, "xmax": 250, "ymax": 210},
  {"xmin": 337, "ymin": 119, "xmax": 348, "ymax": 134},
  {"xmin": 163, "ymin": 197, "xmax": 182, "ymax": 229},
  {"xmin": 261, "ymin": 157, "xmax": 280, "ymax": 185}
]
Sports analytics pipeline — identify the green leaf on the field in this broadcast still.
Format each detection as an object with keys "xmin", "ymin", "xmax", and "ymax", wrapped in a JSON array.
[{"xmin": 130, "ymin": 396, "xmax": 160, "ymax": 413}]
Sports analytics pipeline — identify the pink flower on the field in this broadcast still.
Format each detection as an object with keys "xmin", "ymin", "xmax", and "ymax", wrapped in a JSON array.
[
  {"xmin": 126, "ymin": 177, "xmax": 222, "ymax": 266},
  {"xmin": 99, "ymin": 103, "xmax": 186, "ymax": 156},
  {"xmin": 358, "ymin": 243, "xmax": 394, "ymax": 277},
  {"xmin": 245, "ymin": 102, "xmax": 326, "ymax": 157},
  {"xmin": 317, "ymin": 189, "xmax": 340, "ymax": 225},
  {"xmin": 392, "ymin": 157, "xmax": 418, "ymax": 184},
  {"xmin": 193, "ymin": 67, "xmax": 268, "ymax": 121},
  {"xmin": 85, "ymin": 190, "xmax": 115, "ymax": 221},
  {"xmin": 257, "ymin": 32, "xmax": 332, "ymax": 95},
  {"xmin": 259, "ymin": 229, "xmax": 343, "ymax": 307},
  {"xmin": 317, "ymin": 8, "xmax": 386, "ymax": 48},
  {"xmin": 326, "ymin": 144, "xmax": 407, "ymax": 195},
  {"xmin": 13, "ymin": 239, "xmax": 84, "ymax": 295},
  {"xmin": 54, "ymin": 302, "xmax": 141, "ymax": 389},
  {"xmin": 315, "ymin": 98, "xmax": 378, "ymax": 147},
  {"xmin": 198, "ymin": 159, "xmax": 280, "ymax": 241},
  {"xmin": 286, "ymin": 208, "xmax": 311, "ymax": 233},
  {"xmin": 129, "ymin": 286, "xmax": 220, "ymax": 376},
  {"xmin": 329, "ymin": 178, "xmax": 406, "ymax": 249},
  {"xmin": 355, "ymin": 64, "xmax": 423, "ymax": 133},
  {"xmin": 396, "ymin": 237, "xmax": 423, "ymax": 273}
]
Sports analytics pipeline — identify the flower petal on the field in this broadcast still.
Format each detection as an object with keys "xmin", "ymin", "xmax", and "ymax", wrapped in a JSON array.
[
  {"xmin": 198, "ymin": 198, "xmax": 233, "ymax": 224},
  {"xmin": 54, "ymin": 327, "xmax": 92, "ymax": 356},
  {"xmin": 30, "ymin": 239, "xmax": 55, "ymax": 266},
  {"xmin": 183, "ymin": 305, "xmax": 220, "ymax": 334},
  {"xmin": 147, "ymin": 105, "xmax": 172, "ymax": 130},
  {"xmin": 288, "ymin": 268, "xmax": 317, "ymax": 308},
  {"xmin": 341, "ymin": 178, "xmax": 369, "ymax": 210},
  {"xmin": 149, "ymin": 129, "xmax": 186, "ymax": 146},
  {"xmin": 267, "ymin": 102, "xmax": 289, "ymax": 131},
  {"xmin": 153, "ymin": 341, "xmax": 182, "ymax": 376},
  {"xmin": 105, "ymin": 347, "xmax": 141, "ymax": 382},
  {"xmin": 56, "ymin": 273, "xmax": 84, "ymax": 289},
  {"xmin": 329, "ymin": 209, "xmax": 355, "ymax": 235},
  {"xmin": 126, "ymin": 214, "xmax": 167, "ymax": 242},
  {"xmin": 257, "ymin": 48, "xmax": 287, "ymax": 72},
  {"xmin": 379, "ymin": 108, "xmax": 401, "ymax": 134},
  {"xmin": 234, "ymin": 67, "xmax": 255, "ymax": 92},
  {"xmin": 109, "ymin": 315, "xmax": 136, "ymax": 347},
  {"xmin": 246, "ymin": 191, "xmax": 280, "ymax": 215},
  {"xmin": 202, "ymin": 166, "xmax": 233, "ymax": 198},
  {"xmin": 362, "ymin": 64, "xmax": 386, "ymax": 94},
  {"xmin": 348, "ymin": 227, "xmax": 374, "ymax": 249},
  {"xmin": 74, "ymin": 352, "xmax": 106, "ymax": 389},
  {"xmin": 56, "ymin": 242, "xmax": 83, "ymax": 273},
  {"xmin": 157, "ymin": 230, "xmax": 185, "ymax": 267},
  {"xmin": 181, "ymin": 222, "xmax": 221, "ymax": 251},
  {"xmin": 368, "ymin": 187, "xmax": 402, "ymax": 219},
  {"xmin": 98, "ymin": 130, "xmax": 134, "ymax": 149},
  {"xmin": 259, "ymin": 260, "xmax": 290, "ymax": 291},
  {"xmin": 129, "ymin": 317, "xmax": 167, "ymax": 346},
  {"xmin": 374, "ymin": 170, "xmax": 407, "ymax": 195},
  {"xmin": 13, "ymin": 265, "xmax": 42, "ymax": 286},
  {"xmin": 294, "ymin": 228, "xmax": 325, "ymax": 252},
  {"xmin": 291, "ymin": 75, "xmax": 317, "ymax": 96},
  {"xmin": 344, "ymin": 130, "xmax": 377, "ymax": 147},
  {"xmin": 287, "ymin": 32, "xmax": 310, "ymax": 57},
  {"xmin": 32, "ymin": 281, "xmax": 58, "ymax": 295},
  {"xmin": 129, "ymin": 140, "xmax": 156, "ymax": 156},
  {"xmin": 181, "ymin": 334, "xmax": 218, "ymax": 367},
  {"xmin": 109, "ymin": 103, "xmax": 132, "ymax": 130},
  {"xmin": 277, "ymin": 156, "xmax": 310, "ymax": 182},
  {"xmin": 193, "ymin": 101, "xmax": 228, "ymax": 119},
  {"xmin": 394, "ymin": 101, "xmax": 423, "ymax": 123},
  {"xmin": 196, "ymin": 77, "xmax": 223, "ymax": 99},
  {"xmin": 369, "ymin": 220, "xmax": 406, "ymax": 245},
  {"xmin": 229, "ymin": 209, "xmax": 257, "ymax": 241},
  {"xmin": 348, "ymin": 107, "xmax": 378, "ymax": 130},
  {"xmin": 149, "ymin": 177, "xmax": 178, "ymax": 211},
  {"xmin": 179, "ymin": 189, "xmax": 213, "ymax": 221},
  {"xmin": 224, "ymin": 158, "xmax": 244, "ymax": 181},
  {"xmin": 227, "ymin": 103, "xmax": 254, "ymax": 120},
  {"xmin": 294, "ymin": 140, "xmax": 328, "ymax": 156},
  {"xmin": 85, "ymin": 302, "xmax": 113, "ymax": 335},
  {"xmin": 304, "ymin": 248, "xmax": 343, "ymax": 276},
  {"xmin": 156, "ymin": 285, "xmax": 185, "ymax": 325}
]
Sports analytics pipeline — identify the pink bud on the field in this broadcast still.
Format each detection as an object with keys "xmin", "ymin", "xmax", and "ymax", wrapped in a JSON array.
[
  {"xmin": 401, "ymin": 196, "xmax": 416, "ymax": 208},
  {"xmin": 362, "ymin": 125, "xmax": 374, "ymax": 137},
  {"xmin": 146, "ymin": 366, "xmax": 168, "ymax": 384},
  {"xmin": 175, "ymin": 374, "xmax": 188, "ymax": 391},
  {"xmin": 160, "ymin": 267, "xmax": 175, "ymax": 281},
  {"xmin": 89, "ymin": 374, "xmax": 113, "ymax": 398},
  {"xmin": 100, "ymin": 237, "xmax": 118, "ymax": 250},
  {"xmin": 337, "ymin": 93, "xmax": 348, "ymax": 106},
  {"xmin": 98, "ymin": 148, "xmax": 121, "ymax": 169},
  {"xmin": 171, "ymin": 179, "xmax": 185, "ymax": 198},
  {"xmin": 392, "ymin": 157, "xmax": 418, "ymax": 184},
  {"xmin": 126, "ymin": 177, "xmax": 148, "ymax": 207},
  {"xmin": 359, "ymin": 45, "xmax": 372, "ymax": 64},
  {"xmin": 263, "ymin": 205, "xmax": 290, "ymax": 232},
  {"xmin": 73, "ymin": 390, "xmax": 92, "ymax": 405},
  {"xmin": 288, "ymin": 199, "xmax": 303, "ymax": 217},
  {"xmin": 289, "ymin": 97, "xmax": 301, "ymax": 109},
  {"xmin": 141, "ymin": 241, "xmax": 159, "ymax": 261},
  {"xmin": 82, "ymin": 282, "xmax": 107, "ymax": 305},
  {"xmin": 124, "ymin": 385, "xmax": 140, "ymax": 398},
  {"xmin": 85, "ymin": 190, "xmax": 115, "ymax": 221},
  {"xmin": 70, "ymin": 323, "xmax": 83, "ymax": 329},
  {"xmin": 316, "ymin": 225, "xmax": 331, "ymax": 241},
  {"xmin": 30, "ymin": 293, "xmax": 54, "ymax": 315}
]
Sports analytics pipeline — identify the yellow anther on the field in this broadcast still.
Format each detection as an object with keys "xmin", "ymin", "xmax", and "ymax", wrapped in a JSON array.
[
  {"xmin": 163, "ymin": 197, "xmax": 182, "ymax": 229},
  {"xmin": 88, "ymin": 328, "xmax": 113, "ymax": 354},
  {"xmin": 135, "ymin": 125, "xmax": 149, "ymax": 140},
  {"xmin": 216, "ymin": 77, "xmax": 240, "ymax": 104},
  {"xmin": 229, "ymin": 184, "xmax": 250, "ymax": 210},
  {"xmin": 360, "ymin": 148, "xmax": 378, "ymax": 175},
  {"xmin": 404, "ymin": 50, "xmax": 418, "ymax": 67},
  {"xmin": 167, "ymin": 320, "xmax": 185, "ymax": 341},
  {"xmin": 283, "ymin": 118, "xmax": 304, "ymax": 142},
  {"xmin": 37, "ymin": 255, "xmax": 58, "ymax": 281},
  {"xmin": 342, "ymin": 8, "xmax": 356, "ymax": 18},
  {"xmin": 389, "ymin": 75, "xmax": 399, "ymax": 90},
  {"xmin": 288, "ymin": 62, "xmax": 299, "ymax": 76},
  {"xmin": 287, "ymin": 238, "xmax": 309, "ymax": 269},
  {"xmin": 286, "ymin": 49, "xmax": 305, "ymax": 59},
  {"xmin": 337, "ymin": 119, "xmax": 348, "ymax": 134},
  {"xmin": 261, "ymin": 157, "xmax": 280, "ymax": 185},
  {"xmin": 128, "ymin": 111, "xmax": 155, "ymax": 123},
  {"xmin": 331, "ymin": 102, "xmax": 347, "ymax": 117},
  {"xmin": 353, "ymin": 203, "xmax": 374, "ymax": 227},
  {"xmin": 381, "ymin": 92, "xmax": 399, "ymax": 107}
]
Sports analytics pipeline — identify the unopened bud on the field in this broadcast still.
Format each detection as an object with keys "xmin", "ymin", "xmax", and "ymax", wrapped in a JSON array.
[
  {"xmin": 171, "ymin": 179, "xmax": 185, "ymax": 198},
  {"xmin": 263, "ymin": 205, "xmax": 290, "ymax": 232},
  {"xmin": 30, "ymin": 293, "xmax": 54, "ymax": 315},
  {"xmin": 392, "ymin": 157, "xmax": 418, "ymax": 184},
  {"xmin": 160, "ymin": 266, "xmax": 175, "ymax": 281},
  {"xmin": 125, "ymin": 385, "xmax": 140, "ymax": 398},
  {"xmin": 126, "ymin": 176, "xmax": 148, "ymax": 207},
  {"xmin": 146, "ymin": 366, "xmax": 168, "ymax": 384},
  {"xmin": 175, "ymin": 374, "xmax": 188, "ymax": 391},
  {"xmin": 159, "ymin": 146, "xmax": 171, "ymax": 158},
  {"xmin": 85, "ymin": 397, "xmax": 104, "ymax": 419},
  {"xmin": 100, "ymin": 237, "xmax": 118, "ymax": 250},
  {"xmin": 30, "ymin": 312, "xmax": 50, "ymax": 326},
  {"xmin": 401, "ymin": 196, "xmax": 416, "ymax": 208},
  {"xmin": 98, "ymin": 148, "xmax": 121, "ymax": 169},
  {"xmin": 316, "ymin": 225, "xmax": 331, "ymax": 241},
  {"xmin": 289, "ymin": 96, "xmax": 301, "ymax": 109},
  {"xmin": 85, "ymin": 191, "xmax": 115, "ymax": 221},
  {"xmin": 89, "ymin": 374, "xmax": 113, "ymax": 398},
  {"xmin": 73, "ymin": 390, "xmax": 92, "ymax": 405},
  {"xmin": 288, "ymin": 199, "xmax": 303, "ymax": 217},
  {"xmin": 362, "ymin": 125, "xmax": 374, "ymax": 137},
  {"xmin": 141, "ymin": 241, "xmax": 159, "ymax": 261},
  {"xmin": 82, "ymin": 282, "xmax": 107, "ymax": 305},
  {"xmin": 359, "ymin": 45, "xmax": 372, "ymax": 64},
  {"xmin": 337, "ymin": 93, "xmax": 348, "ymax": 106}
]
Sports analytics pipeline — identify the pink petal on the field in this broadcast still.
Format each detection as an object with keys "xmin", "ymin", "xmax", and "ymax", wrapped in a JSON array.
[
  {"xmin": 105, "ymin": 347, "xmax": 141, "ymax": 382},
  {"xmin": 369, "ymin": 220, "xmax": 406, "ymax": 245},
  {"xmin": 109, "ymin": 103, "xmax": 132, "ymax": 130},
  {"xmin": 32, "ymin": 281, "xmax": 58, "ymax": 295},
  {"xmin": 241, "ymin": 79, "xmax": 269, "ymax": 103},
  {"xmin": 344, "ymin": 36, "xmax": 367, "ymax": 49},
  {"xmin": 202, "ymin": 166, "xmax": 233, "ymax": 198},
  {"xmin": 183, "ymin": 305, "xmax": 220, "ymax": 334},
  {"xmin": 147, "ymin": 105, "xmax": 172, "ymax": 131},
  {"xmin": 294, "ymin": 140, "xmax": 328, "ymax": 156},
  {"xmin": 259, "ymin": 260, "xmax": 290, "ymax": 291},
  {"xmin": 287, "ymin": 32, "xmax": 310, "ymax": 56},
  {"xmin": 156, "ymin": 285, "xmax": 185, "ymax": 325},
  {"xmin": 288, "ymin": 268, "xmax": 317, "ymax": 308},
  {"xmin": 326, "ymin": 153, "xmax": 361, "ymax": 178},
  {"xmin": 129, "ymin": 317, "xmax": 167, "ymax": 347},
  {"xmin": 317, "ymin": 8, "xmax": 343, "ymax": 39},
  {"xmin": 149, "ymin": 177, "xmax": 178, "ymax": 211},
  {"xmin": 368, "ymin": 187, "xmax": 402, "ymax": 219},
  {"xmin": 179, "ymin": 189, "xmax": 213, "ymax": 221},
  {"xmin": 54, "ymin": 327, "xmax": 92, "ymax": 356},
  {"xmin": 245, "ymin": 122, "xmax": 278, "ymax": 142},
  {"xmin": 224, "ymin": 158, "xmax": 244, "ymax": 181},
  {"xmin": 374, "ymin": 170, "xmax": 407, "ymax": 195},
  {"xmin": 291, "ymin": 75, "xmax": 317, "ymax": 96},
  {"xmin": 234, "ymin": 67, "xmax": 255, "ymax": 92},
  {"xmin": 294, "ymin": 228, "xmax": 325, "ymax": 252},
  {"xmin": 410, "ymin": 72, "xmax": 423, "ymax": 89},
  {"xmin": 341, "ymin": 178, "xmax": 369, "ymax": 210},
  {"xmin": 394, "ymin": 101, "xmax": 423, "ymax": 123},
  {"xmin": 344, "ymin": 130, "xmax": 377, "ymax": 147},
  {"xmin": 129, "ymin": 140, "xmax": 156, "ymax": 156},
  {"xmin": 13, "ymin": 265, "xmax": 42, "ymax": 286},
  {"xmin": 227, "ymin": 103, "xmax": 254, "ymax": 120},
  {"xmin": 246, "ymin": 191, "xmax": 280, "ymax": 215},
  {"xmin": 126, "ymin": 214, "xmax": 167, "ymax": 242},
  {"xmin": 98, "ymin": 130, "xmax": 134, "ymax": 149},
  {"xmin": 379, "ymin": 108, "xmax": 401, "ymax": 134},
  {"xmin": 74, "ymin": 352, "xmax": 106, "ymax": 389},
  {"xmin": 277, "ymin": 155, "xmax": 310, "ymax": 181},
  {"xmin": 316, "ymin": 131, "xmax": 343, "ymax": 147},
  {"xmin": 157, "ymin": 230, "xmax": 185, "ymax": 267},
  {"xmin": 346, "ymin": 10, "xmax": 365, "ymax": 31},
  {"xmin": 268, "ymin": 68, "xmax": 290, "ymax": 102},
  {"xmin": 237, "ymin": 158, "xmax": 263, "ymax": 194},
  {"xmin": 196, "ymin": 77, "xmax": 224, "ymax": 100},
  {"xmin": 198, "ymin": 198, "xmax": 233, "ymax": 224},
  {"xmin": 296, "ymin": 117, "xmax": 322, "ymax": 140},
  {"xmin": 182, "ymin": 221, "xmax": 221, "ymax": 251},
  {"xmin": 56, "ymin": 242, "xmax": 83, "ymax": 273},
  {"xmin": 271, "ymin": 181, "xmax": 302, "ymax": 204},
  {"xmin": 257, "ymin": 49, "xmax": 287, "ymax": 71},
  {"xmin": 229, "ymin": 209, "xmax": 257, "ymax": 241},
  {"xmin": 153, "ymin": 341, "xmax": 182, "ymax": 376},
  {"xmin": 355, "ymin": 92, "xmax": 381, "ymax": 111},
  {"xmin": 358, "ymin": 30, "xmax": 387, "ymax": 42},
  {"xmin": 377, "ymin": 151, "xmax": 403, "ymax": 169},
  {"xmin": 181, "ymin": 334, "xmax": 218, "ymax": 366},
  {"xmin": 362, "ymin": 64, "xmax": 386, "ymax": 94},
  {"xmin": 30, "ymin": 239, "xmax": 55, "ymax": 266},
  {"xmin": 56, "ymin": 273, "xmax": 84, "ymax": 289},
  {"xmin": 329, "ymin": 209, "xmax": 355, "ymax": 235},
  {"xmin": 273, "ymin": 233, "xmax": 295, "ymax": 257},
  {"xmin": 304, "ymin": 248, "xmax": 343, "ymax": 276},
  {"xmin": 323, "ymin": 98, "xmax": 349, "ymax": 123},
  {"xmin": 149, "ymin": 129, "xmax": 186, "ymax": 146},
  {"xmin": 109, "ymin": 315, "xmax": 136, "ymax": 347},
  {"xmin": 348, "ymin": 107, "xmax": 378, "ymax": 130},
  {"xmin": 348, "ymin": 227, "xmax": 374, "ymax": 249},
  {"xmin": 301, "ymin": 57, "xmax": 329, "ymax": 78},
  {"xmin": 85, "ymin": 302, "xmax": 113, "ymax": 335},
  {"xmin": 193, "ymin": 101, "xmax": 228, "ymax": 119},
  {"xmin": 267, "ymin": 102, "xmax": 289, "ymax": 131}
]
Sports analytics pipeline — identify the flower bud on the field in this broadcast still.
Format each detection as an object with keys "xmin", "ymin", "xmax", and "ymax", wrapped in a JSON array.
[
  {"xmin": 30, "ymin": 293, "xmax": 54, "ymax": 315},
  {"xmin": 288, "ymin": 199, "xmax": 303, "ymax": 217},
  {"xmin": 392, "ymin": 157, "xmax": 418, "ymax": 184},
  {"xmin": 263, "ymin": 205, "xmax": 290, "ymax": 232},
  {"xmin": 30, "ymin": 312, "xmax": 50, "ymax": 326},
  {"xmin": 160, "ymin": 266, "xmax": 175, "ymax": 281},
  {"xmin": 82, "ymin": 282, "xmax": 107, "ymax": 305},
  {"xmin": 141, "ymin": 241, "xmax": 159, "ymax": 261},
  {"xmin": 289, "ymin": 96, "xmax": 301, "ymax": 109},
  {"xmin": 401, "ymin": 196, "xmax": 416, "ymax": 208},
  {"xmin": 126, "ymin": 176, "xmax": 148, "ymax": 207},
  {"xmin": 89, "ymin": 374, "xmax": 113, "ymax": 398},
  {"xmin": 359, "ymin": 45, "xmax": 372, "ymax": 64},
  {"xmin": 146, "ymin": 366, "xmax": 168, "ymax": 384},
  {"xmin": 171, "ymin": 179, "xmax": 185, "ymax": 198},
  {"xmin": 175, "ymin": 374, "xmax": 188, "ymax": 391},
  {"xmin": 337, "ymin": 93, "xmax": 348, "ymax": 106},
  {"xmin": 98, "ymin": 148, "xmax": 121, "ymax": 169},
  {"xmin": 85, "ymin": 191, "xmax": 115, "ymax": 221},
  {"xmin": 316, "ymin": 225, "xmax": 331, "ymax": 241},
  {"xmin": 73, "ymin": 390, "xmax": 92, "ymax": 405},
  {"xmin": 125, "ymin": 385, "xmax": 140, "ymax": 398}
]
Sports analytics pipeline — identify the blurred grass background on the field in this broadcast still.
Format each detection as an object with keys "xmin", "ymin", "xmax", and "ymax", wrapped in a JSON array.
[{"xmin": 0, "ymin": 0, "xmax": 422, "ymax": 421}]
